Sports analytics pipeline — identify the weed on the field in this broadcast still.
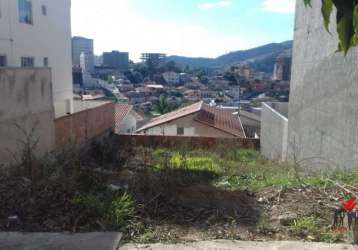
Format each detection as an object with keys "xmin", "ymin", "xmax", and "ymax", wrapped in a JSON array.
[
  {"xmin": 72, "ymin": 191, "xmax": 135, "ymax": 230},
  {"xmin": 289, "ymin": 216, "xmax": 319, "ymax": 236},
  {"xmin": 108, "ymin": 193, "xmax": 135, "ymax": 227}
]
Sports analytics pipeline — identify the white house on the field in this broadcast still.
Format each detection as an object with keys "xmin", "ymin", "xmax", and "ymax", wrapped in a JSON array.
[
  {"xmin": 115, "ymin": 104, "xmax": 143, "ymax": 134},
  {"xmin": 162, "ymin": 72, "xmax": 180, "ymax": 85},
  {"xmin": 137, "ymin": 101, "xmax": 246, "ymax": 138},
  {"xmin": 0, "ymin": 0, "xmax": 73, "ymax": 117}
]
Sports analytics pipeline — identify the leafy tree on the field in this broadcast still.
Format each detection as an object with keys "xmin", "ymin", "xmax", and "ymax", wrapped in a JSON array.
[
  {"xmin": 164, "ymin": 61, "xmax": 181, "ymax": 72},
  {"xmin": 152, "ymin": 95, "xmax": 173, "ymax": 115},
  {"xmin": 304, "ymin": 0, "xmax": 358, "ymax": 54}
]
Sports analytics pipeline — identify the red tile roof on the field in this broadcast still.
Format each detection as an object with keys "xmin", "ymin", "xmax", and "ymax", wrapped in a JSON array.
[
  {"xmin": 196, "ymin": 103, "xmax": 246, "ymax": 137},
  {"xmin": 137, "ymin": 101, "xmax": 246, "ymax": 138}
]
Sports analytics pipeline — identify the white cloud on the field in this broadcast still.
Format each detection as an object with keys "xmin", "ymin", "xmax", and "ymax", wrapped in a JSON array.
[
  {"xmin": 198, "ymin": 1, "xmax": 232, "ymax": 10},
  {"xmin": 261, "ymin": 0, "xmax": 295, "ymax": 14},
  {"xmin": 71, "ymin": 0, "xmax": 269, "ymax": 62}
]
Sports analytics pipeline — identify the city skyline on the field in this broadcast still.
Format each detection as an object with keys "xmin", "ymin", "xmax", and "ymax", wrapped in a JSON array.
[{"xmin": 71, "ymin": 0, "xmax": 295, "ymax": 61}]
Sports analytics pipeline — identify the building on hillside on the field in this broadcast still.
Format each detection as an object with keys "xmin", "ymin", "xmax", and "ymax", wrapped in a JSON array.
[
  {"xmin": 162, "ymin": 72, "xmax": 180, "ymax": 85},
  {"xmin": 137, "ymin": 102, "xmax": 246, "ymax": 138},
  {"xmin": 273, "ymin": 53, "xmax": 292, "ymax": 81},
  {"xmin": 103, "ymin": 51, "xmax": 129, "ymax": 70},
  {"xmin": 0, "ymin": 0, "xmax": 73, "ymax": 116},
  {"xmin": 72, "ymin": 36, "xmax": 94, "ymax": 67},
  {"xmin": 140, "ymin": 53, "xmax": 166, "ymax": 64},
  {"xmin": 115, "ymin": 104, "xmax": 143, "ymax": 134}
]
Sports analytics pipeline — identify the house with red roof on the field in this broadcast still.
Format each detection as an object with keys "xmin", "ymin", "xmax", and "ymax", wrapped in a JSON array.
[{"xmin": 137, "ymin": 101, "xmax": 246, "ymax": 138}]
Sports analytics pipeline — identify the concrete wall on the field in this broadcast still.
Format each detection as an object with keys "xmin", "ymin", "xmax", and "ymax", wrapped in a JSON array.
[
  {"xmin": 115, "ymin": 134, "xmax": 260, "ymax": 150},
  {"xmin": 55, "ymin": 102, "xmax": 115, "ymax": 148},
  {"xmin": 0, "ymin": 0, "xmax": 73, "ymax": 117},
  {"xmin": 117, "ymin": 112, "xmax": 137, "ymax": 134},
  {"xmin": 142, "ymin": 113, "xmax": 237, "ymax": 138},
  {"xmin": 0, "ymin": 68, "xmax": 55, "ymax": 167},
  {"xmin": 261, "ymin": 102, "xmax": 288, "ymax": 161},
  {"xmin": 288, "ymin": 0, "xmax": 358, "ymax": 168}
]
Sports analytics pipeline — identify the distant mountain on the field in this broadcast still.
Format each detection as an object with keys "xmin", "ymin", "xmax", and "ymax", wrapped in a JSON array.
[{"xmin": 167, "ymin": 40, "xmax": 293, "ymax": 73}]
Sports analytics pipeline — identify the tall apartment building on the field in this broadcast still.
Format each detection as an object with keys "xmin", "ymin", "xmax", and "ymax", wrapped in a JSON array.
[
  {"xmin": 0, "ymin": 0, "xmax": 73, "ymax": 116},
  {"xmin": 102, "ymin": 51, "xmax": 129, "ymax": 70},
  {"xmin": 273, "ymin": 54, "xmax": 292, "ymax": 81},
  {"xmin": 72, "ymin": 36, "xmax": 94, "ymax": 66},
  {"xmin": 80, "ymin": 52, "xmax": 94, "ymax": 73},
  {"xmin": 140, "ymin": 53, "xmax": 166, "ymax": 64}
]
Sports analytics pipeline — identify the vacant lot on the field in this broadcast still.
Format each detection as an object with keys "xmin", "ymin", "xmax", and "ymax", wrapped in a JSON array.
[{"xmin": 1, "ymin": 142, "xmax": 357, "ymax": 244}]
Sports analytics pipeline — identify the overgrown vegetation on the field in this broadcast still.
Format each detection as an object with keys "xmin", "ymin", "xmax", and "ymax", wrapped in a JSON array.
[
  {"xmin": 2, "ymin": 135, "xmax": 357, "ymax": 244},
  {"xmin": 304, "ymin": 0, "xmax": 358, "ymax": 54},
  {"xmin": 150, "ymin": 147, "xmax": 358, "ymax": 191}
]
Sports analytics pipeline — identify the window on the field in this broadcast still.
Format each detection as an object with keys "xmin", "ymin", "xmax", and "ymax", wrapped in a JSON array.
[
  {"xmin": 43, "ymin": 57, "xmax": 48, "ymax": 67},
  {"xmin": 18, "ymin": 0, "xmax": 32, "ymax": 24},
  {"xmin": 177, "ymin": 127, "xmax": 184, "ymax": 136},
  {"xmin": 0, "ymin": 55, "xmax": 7, "ymax": 67},
  {"xmin": 41, "ymin": 5, "xmax": 47, "ymax": 15},
  {"xmin": 21, "ymin": 57, "xmax": 34, "ymax": 67}
]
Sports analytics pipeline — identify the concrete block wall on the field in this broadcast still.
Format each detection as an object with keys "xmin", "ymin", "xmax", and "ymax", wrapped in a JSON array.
[
  {"xmin": 288, "ymin": 0, "xmax": 358, "ymax": 168},
  {"xmin": 0, "ymin": 68, "xmax": 55, "ymax": 167},
  {"xmin": 115, "ymin": 134, "xmax": 260, "ymax": 150},
  {"xmin": 261, "ymin": 102, "xmax": 288, "ymax": 161},
  {"xmin": 55, "ymin": 103, "xmax": 115, "ymax": 148}
]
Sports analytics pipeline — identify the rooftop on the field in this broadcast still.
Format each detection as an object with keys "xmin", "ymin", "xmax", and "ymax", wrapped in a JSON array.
[{"xmin": 138, "ymin": 101, "xmax": 246, "ymax": 138}]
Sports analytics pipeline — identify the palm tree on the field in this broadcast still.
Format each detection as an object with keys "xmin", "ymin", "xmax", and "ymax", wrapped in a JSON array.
[{"xmin": 152, "ymin": 95, "xmax": 173, "ymax": 115}]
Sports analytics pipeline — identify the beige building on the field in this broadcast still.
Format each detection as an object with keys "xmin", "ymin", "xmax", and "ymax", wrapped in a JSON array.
[
  {"xmin": 0, "ymin": 0, "xmax": 73, "ymax": 117},
  {"xmin": 137, "ymin": 102, "xmax": 246, "ymax": 138}
]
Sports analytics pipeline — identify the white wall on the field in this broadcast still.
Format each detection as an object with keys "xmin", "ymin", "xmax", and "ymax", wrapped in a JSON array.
[
  {"xmin": 0, "ymin": 0, "xmax": 73, "ymax": 117},
  {"xmin": 288, "ymin": 0, "xmax": 358, "ymax": 169},
  {"xmin": 145, "ymin": 124, "xmax": 195, "ymax": 136},
  {"xmin": 261, "ymin": 102, "xmax": 288, "ymax": 161},
  {"xmin": 118, "ymin": 112, "xmax": 137, "ymax": 134}
]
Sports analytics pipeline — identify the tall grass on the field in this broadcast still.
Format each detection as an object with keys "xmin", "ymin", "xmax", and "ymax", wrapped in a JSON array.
[{"xmin": 149, "ymin": 147, "xmax": 358, "ymax": 191}]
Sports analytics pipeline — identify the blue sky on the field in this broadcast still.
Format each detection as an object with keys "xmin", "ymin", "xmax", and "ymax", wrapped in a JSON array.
[{"xmin": 72, "ymin": 0, "xmax": 295, "ymax": 61}]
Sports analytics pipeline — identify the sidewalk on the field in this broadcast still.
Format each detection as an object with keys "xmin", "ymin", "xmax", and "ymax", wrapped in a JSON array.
[
  {"xmin": 0, "ymin": 232, "xmax": 123, "ymax": 250},
  {"xmin": 120, "ymin": 240, "xmax": 358, "ymax": 250}
]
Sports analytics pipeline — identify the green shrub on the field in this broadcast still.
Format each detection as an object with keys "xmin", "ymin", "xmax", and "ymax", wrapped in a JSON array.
[
  {"xmin": 72, "ymin": 191, "xmax": 135, "ymax": 229},
  {"xmin": 289, "ymin": 216, "xmax": 318, "ymax": 236},
  {"xmin": 107, "ymin": 193, "xmax": 135, "ymax": 227}
]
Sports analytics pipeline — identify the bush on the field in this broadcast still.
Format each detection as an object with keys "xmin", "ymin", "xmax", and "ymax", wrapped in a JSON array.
[
  {"xmin": 72, "ymin": 191, "xmax": 135, "ymax": 229},
  {"xmin": 107, "ymin": 193, "xmax": 135, "ymax": 227}
]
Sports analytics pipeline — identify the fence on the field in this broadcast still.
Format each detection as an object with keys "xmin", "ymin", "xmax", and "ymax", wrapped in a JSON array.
[
  {"xmin": 55, "ymin": 102, "xmax": 115, "ymax": 148},
  {"xmin": 115, "ymin": 134, "xmax": 260, "ymax": 150}
]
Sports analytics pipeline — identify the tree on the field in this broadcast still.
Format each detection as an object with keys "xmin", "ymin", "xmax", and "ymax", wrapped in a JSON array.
[
  {"xmin": 304, "ymin": 0, "xmax": 358, "ymax": 54},
  {"xmin": 152, "ymin": 95, "xmax": 173, "ymax": 115}
]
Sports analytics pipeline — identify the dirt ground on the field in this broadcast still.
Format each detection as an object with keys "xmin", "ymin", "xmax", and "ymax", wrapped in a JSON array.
[
  {"xmin": 0, "ymin": 173, "xmax": 350, "ymax": 244},
  {"xmin": 125, "ymin": 177, "xmax": 346, "ymax": 244}
]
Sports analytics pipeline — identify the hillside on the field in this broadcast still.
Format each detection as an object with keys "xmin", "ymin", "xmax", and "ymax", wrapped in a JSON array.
[{"xmin": 167, "ymin": 40, "xmax": 293, "ymax": 73}]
